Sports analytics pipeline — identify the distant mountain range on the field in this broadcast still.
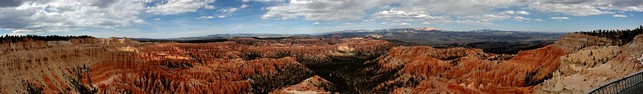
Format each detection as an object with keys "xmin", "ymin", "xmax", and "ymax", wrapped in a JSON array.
[
  {"xmin": 317, "ymin": 28, "xmax": 563, "ymax": 46},
  {"xmin": 132, "ymin": 28, "xmax": 565, "ymax": 54}
]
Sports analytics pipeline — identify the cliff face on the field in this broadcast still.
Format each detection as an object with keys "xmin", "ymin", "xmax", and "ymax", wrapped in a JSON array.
[
  {"xmin": 0, "ymin": 37, "xmax": 394, "ymax": 94},
  {"xmin": 538, "ymin": 34, "xmax": 643, "ymax": 93},
  {"xmin": 0, "ymin": 38, "xmax": 137, "ymax": 94},
  {"xmin": 269, "ymin": 75, "xmax": 334, "ymax": 94},
  {"xmin": 366, "ymin": 33, "xmax": 643, "ymax": 94},
  {"xmin": 371, "ymin": 45, "xmax": 566, "ymax": 93},
  {"xmin": 553, "ymin": 34, "xmax": 616, "ymax": 53}
]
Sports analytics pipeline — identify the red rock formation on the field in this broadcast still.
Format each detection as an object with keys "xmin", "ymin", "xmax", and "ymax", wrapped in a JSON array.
[
  {"xmin": 373, "ymin": 45, "xmax": 566, "ymax": 93},
  {"xmin": 21, "ymin": 37, "xmax": 391, "ymax": 94},
  {"xmin": 8, "ymin": 33, "xmax": 641, "ymax": 94},
  {"xmin": 269, "ymin": 75, "xmax": 335, "ymax": 94}
]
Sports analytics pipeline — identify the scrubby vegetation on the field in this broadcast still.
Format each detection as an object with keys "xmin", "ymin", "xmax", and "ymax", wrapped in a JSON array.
[
  {"xmin": 0, "ymin": 35, "xmax": 94, "ymax": 43},
  {"xmin": 576, "ymin": 25, "xmax": 643, "ymax": 45}
]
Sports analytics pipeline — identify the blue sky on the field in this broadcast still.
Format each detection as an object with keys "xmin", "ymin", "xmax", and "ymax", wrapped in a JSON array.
[{"xmin": 0, "ymin": 0, "xmax": 642, "ymax": 38}]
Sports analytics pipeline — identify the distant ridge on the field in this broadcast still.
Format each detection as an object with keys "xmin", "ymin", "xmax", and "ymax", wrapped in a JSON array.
[{"xmin": 130, "ymin": 28, "xmax": 563, "ymax": 54}]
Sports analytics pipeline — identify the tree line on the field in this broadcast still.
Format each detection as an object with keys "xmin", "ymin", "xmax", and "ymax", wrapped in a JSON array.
[
  {"xmin": 0, "ymin": 35, "xmax": 94, "ymax": 43},
  {"xmin": 575, "ymin": 25, "xmax": 643, "ymax": 45}
]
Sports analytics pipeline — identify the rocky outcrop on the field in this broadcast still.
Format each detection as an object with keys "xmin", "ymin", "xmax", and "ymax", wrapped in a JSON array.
[
  {"xmin": 537, "ymin": 34, "xmax": 643, "ymax": 93},
  {"xmin": 1, "ymin": 37, "xmax": 394, "ymax": 94},
  {"xmin": 269, "ymin": 75, "xmax": 335, "ymax": 94},
  {"xmin": 553, "ymin": 34, "xmax": 617, "ymax": 53},
  {"xmin": 0, "ymin": 38, "xmax": 137, "ymax": 94},
  {"xmin": 371, "ymin": 45, "xmax": 566, "ymax": 93},
  {"xmin": 4, "ymin": 30, "xmax": 642, "ymax": 94}
]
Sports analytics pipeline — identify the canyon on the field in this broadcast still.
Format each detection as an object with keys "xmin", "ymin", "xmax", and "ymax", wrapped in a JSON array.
[{"xmin": 1, "ymin": 29, "xmax": 642, "ymax": 94}]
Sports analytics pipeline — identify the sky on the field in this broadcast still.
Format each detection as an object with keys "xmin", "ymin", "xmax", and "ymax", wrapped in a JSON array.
[{"xmin": 0, "ymin": 0, "xmax": 642, "ymax": 38}]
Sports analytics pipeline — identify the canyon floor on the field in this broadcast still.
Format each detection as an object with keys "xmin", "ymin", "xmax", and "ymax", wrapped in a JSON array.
[{"xmin": 1, "ymin": 32, "xmax": 643, "ymax": 94}]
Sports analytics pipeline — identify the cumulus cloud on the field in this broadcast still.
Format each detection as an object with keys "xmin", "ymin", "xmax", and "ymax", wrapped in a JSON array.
[
  {"xmin": 262, "ymin": 0, "xmax": 395, "ymax": 21},
  {"xmin": 500, "ymin": 10, "xmax": 516, "ymax": 15},
  {"xmin": 513, "ymin": 16, "xmax": 533, "ymax": 21},
  {"xmin": 197, "ymin": 16, "xmax": 214, "ymax": 19},
  {"xmin": 0, "ymin": 0, "xmax": 230, "ymax": 34},
  {"xmin": 258, "ymin": 0, "xmax": 509, "ymax": 25},
  {"xmin": 0, "ymin": 0, "xmax": 148, "ymax": 34},
  {"xmin": 373, "ymin": 9, "xmax": 449, "ymax": 23},
  {"xmin": 394, "ymin": 22, "xmax": 411, "ymax": 26},
  {"xmin": 502, "ymin": 10, "xmax": 530, "ymax": 15},
  {"xmin": 397, "ymin": 0, "xmax": 523, "ymax": 16},
  {"xmin": 534, "ymin": 19, "xmax": 544, "ymax": 22},
  {"xmin": 260, "ymin": 0, "xmax": 642, "ymax": 25},
  {"xmin": 613, "ymin": 14, "xmax": 628, "ymax": 18},
  {"xmin": 528, "ymin": 2, "xmax": 610, "ymax": 16},
  {"xmin": 218, "ymin": 7, "xmax": 239, "ymax": 13},
  {"xmin": 146, "ymin": 0, "xmax": 216, "ymax": 15},
  {"xmin": 527, "ymin": 0, "xmax": 643, "ymax": 16},
  {"xmin": 242, "ymin": 0, "xmax": 286, "ymax": 2},
  {"xmin": 516, "ymin": 11, "xmax": 530, "ymax": 15},
  {"xmin": 261, "ymin": 0, "xmax": 526, "ymax": 25},
  {"xmin": 240, "ymin": 4, "xmax": 249, "ymax": 9},
  {"xmin": 2, "ymin": 0, "xmax": 642, "ymax": 34},
  {"xmin": 550, "ymin": 16, "xmax": 570, "ymax": 21}
]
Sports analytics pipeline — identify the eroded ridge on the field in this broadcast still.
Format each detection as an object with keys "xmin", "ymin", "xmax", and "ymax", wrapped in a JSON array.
[{"xmin": 3, "ymin": 30, "xmax": 643, "ymax": 94}]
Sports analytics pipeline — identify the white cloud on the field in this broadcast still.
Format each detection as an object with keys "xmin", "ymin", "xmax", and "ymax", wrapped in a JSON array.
[
  {"xmin": 501, "ymin": 10, "xmax": 529, "ymax": 15},
  {"xmin": 146, "ymin": 0, "xmax": 216, "ymax": 15},
  {"xmin": 260, "ymin": 0, "xmax": 643, "ymax": 24},
  {"xmin": 242, "ymin": 0, "xmax": 286, "ymax": 2},
  {"xmin": 313, "ymin": 22, "xmax": 320, "ymax": 24},
  {"xmin": 469, "ymin": 14, "xmax": 511, "ymax": 22},
  {"xmin": 373, "ymin": 9, "xmax": 449, "ymax": 22},
  {"xmin": 526, "ymin": 0, "xmax": 643, "ymax": 16},
  {"xmin": 218, "ymin": 7, "xmax": 238, "ymax": 13},
  {"xmin": 528, "ymin": 2, "xmax": 610, "ymax": 16},
  {"xmin": 500, "ymin": 10, "xmax": 516, "ymax": 15},
  {"xmin": 2, "ymin": 0, "xmax": 642, "ymax": 34},
  {"xmin": 240, "ymin": 4, "xmax": 249, "ymax": 9},
  {"xmin": 447, "ymin": 20, "xmax": 494, "ymax": 26},
  {"xmin": 262, "ymin": 0, "xmax": 395, "ymax": 21},
  {"xmin": 154, "ymin": 18, "xmax": 161, "ymax": 21},
  {"xmin": 613, "ymin": 14, "xmax": 628, "ymax": 18},
  {"xmin": 0, "ymin": 0, "xmax": 147, "ymax": 34},
  {"xmin": 256, "ymin": 0, "xmax": 524, "ymax": 25},
  {"xmin": 516, "ymin": 11, "xmax": 530, "ymax": 15},
  {"xmin": 395, "ymin": 22, "xmax": 411, "ymax": 26},
  {"xmin": 550, "ymin": 16, "xmax": 570, "ymax": 21},
  {"xmin": 198, "ymin": 16, "xmax": 214, "ymax": 19},
  {"xmin": 397, "ymin": 0, "xmax": 523, "ymax": 16},
  {"xmin": 534, "ymin": 19, "xmax": 544, "ymax": 22},
  {"xmin": 205, "ymin": 5, "xmax": 216, "ymax": 9},
  {"xmin": 513, "ymin": 16, "xmax": 532, "ymax": 21}
]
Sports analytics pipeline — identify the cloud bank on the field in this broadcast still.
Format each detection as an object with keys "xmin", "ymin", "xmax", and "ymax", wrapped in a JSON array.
[{"xmin": 0, "ymin": 0, "xmax": 642, "ymax": 34}]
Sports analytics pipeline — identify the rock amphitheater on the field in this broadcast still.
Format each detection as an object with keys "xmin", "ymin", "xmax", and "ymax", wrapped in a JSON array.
[{"xmin": 1, "ymin": 33, "xmax": 642, "ymax": 94}]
